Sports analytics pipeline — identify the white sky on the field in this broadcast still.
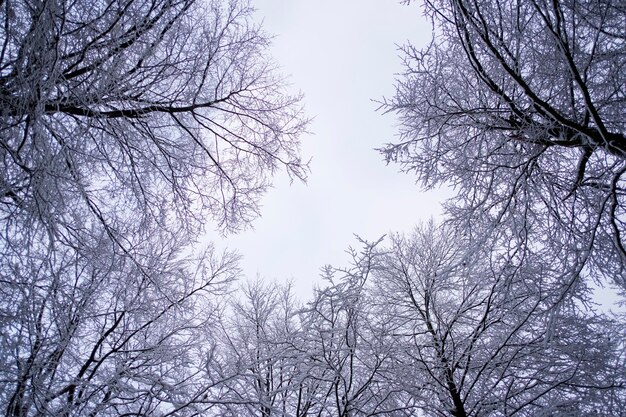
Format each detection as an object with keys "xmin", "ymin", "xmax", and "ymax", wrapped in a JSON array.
[{"xmin": 215, "ymin": 1, "xmax": 449, "ymax": 298}]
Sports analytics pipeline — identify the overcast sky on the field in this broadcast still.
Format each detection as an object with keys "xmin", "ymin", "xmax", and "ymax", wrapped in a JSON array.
[{"xmin": 215, "ymin": 1, "xmax": 449, "ymax": 298}]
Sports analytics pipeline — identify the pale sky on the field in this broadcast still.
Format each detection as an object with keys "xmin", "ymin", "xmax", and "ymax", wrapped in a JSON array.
[{"xmin": 215, "ymin": 1, "xmax": 449, "ymax": 298}]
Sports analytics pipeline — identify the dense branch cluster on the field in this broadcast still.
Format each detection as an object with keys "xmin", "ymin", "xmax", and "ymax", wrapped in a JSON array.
[
  {"xmin": 0, "ymin": 0, "xmax": 307, "ymax": 239},
  {"xmin": 382, "ymin": 0, "xmax": 626, "ymax": 289},
  {"xmin": 207, "ymin": 227, "xmax": 625, "ymax": 416},
  {"xmin": 0, "ymin": 0, "xmax": 307, "ymax": 415},
  {"xmin": 1, "ymin": 0, "xmax": 624, "ymax": 416}
]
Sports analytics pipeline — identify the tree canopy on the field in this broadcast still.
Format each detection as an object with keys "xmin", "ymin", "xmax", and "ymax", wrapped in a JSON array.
[
  {"xmin": 0, "ymin": 0, "xmax": 307, "ymax": 415},
  {"xmin": 382, "ymin": 0, "xmax": 626, "ymax": 291},
  {"xmin": 0, "ymin": 0, "xmax": 307, "ymax": 241},
  {"xmin": 1, "ymin": 0, "xmax": 625, "ymax": 416}
]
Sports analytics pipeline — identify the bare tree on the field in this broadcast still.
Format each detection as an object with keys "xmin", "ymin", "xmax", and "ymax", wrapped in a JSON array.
[
  {"xmin": 0, "ymin": 0, "xmax": 307, "ymax": 243},
  {"xmin": 371, "ymin": 222, "xmax": 625, "ymax": 417},
  {"xmin": 207, "ymin": 280, "xmax": 308, "ymax": 417},
  {"xmin": 380, "ymin": 0, "xmax": 626, "ymax": 291},
  {"xmin": 301, "ymin": 241, "xmax": 417, "ymax": 417},
  {"xmin": 0, "ymin": 1, "xmax": 307, "ymax": 415},
  {"xmin": 209, "ymin": 252, "xmax": 415, "ymax": 417},
  {"xmin": 0, "ymin": 221, "xmax": 240, "ymax": 416}
]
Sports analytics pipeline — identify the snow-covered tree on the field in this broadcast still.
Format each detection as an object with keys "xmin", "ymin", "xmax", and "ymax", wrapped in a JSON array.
[
  {"xmin": 0, "ymin": 0, "xmax": 307, "ymax": 244},
  {"xmin": 301, "ymin": 241, "xmax": 411, "ymax": 417},
  {"xmin": 370, "ymin": 223, "xmax": 625, "ymax": 416},
  {"xmin": 0, "ymin": 223, "xmax": 239, "ymax": 416},
  {"xmin": 207, "ymin": 280, "xmax": 308, "ymax": 416},
  {"xmin": 381, "ymin": 0, "xmax": 626, "ymax": 291},
  {"xmin": 0, "ymin": 0, "xmax": 307, "ymax": 415}
]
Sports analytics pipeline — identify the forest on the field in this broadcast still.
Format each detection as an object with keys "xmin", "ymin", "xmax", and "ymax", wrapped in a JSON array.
[{"xmin": 0, "ymin": 0, "xmax": 624, "ymax": 416}]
